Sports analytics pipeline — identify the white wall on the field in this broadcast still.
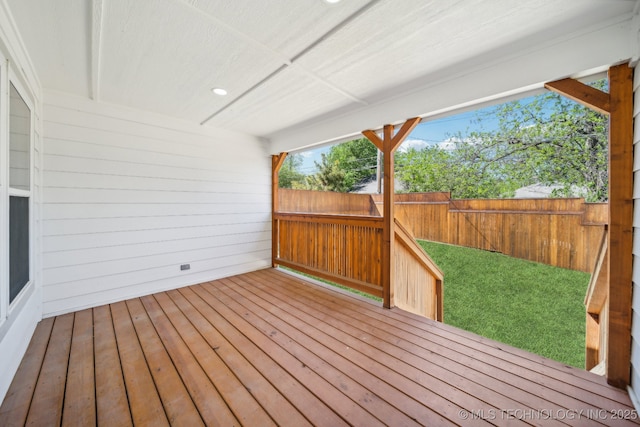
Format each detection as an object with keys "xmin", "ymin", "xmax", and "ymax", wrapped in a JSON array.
[
  {"xmin": 0, "ymin": 0, "xmax": 43, "ymax": 405},
  {"xmin": 41, "ymin": 92, "xmax": 272, "ymax": 316}
]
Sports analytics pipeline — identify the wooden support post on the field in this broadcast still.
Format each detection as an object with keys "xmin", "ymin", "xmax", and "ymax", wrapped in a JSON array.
[
  {"xmin": 363, "ymin": 118, "xmax": 421, "ymax": 308},
  {"xmin": 382, "ymin": 124, "xmax": 395, "ymax": 309},
  {"xmin": 606, "ymin": 64, "xmax": 633, "ymax": 388},
  {"xmin": 546, "ymin": 63, "xmax": 633, "ymax": 388},
  {"xmin": 272, "ymin": 153, "xmax": 288, "ymax": 268}
]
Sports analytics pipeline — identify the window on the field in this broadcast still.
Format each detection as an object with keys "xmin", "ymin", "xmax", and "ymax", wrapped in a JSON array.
[{"xmin": 8, "ymin": 82, "xmax": 31, "ymax": 304}]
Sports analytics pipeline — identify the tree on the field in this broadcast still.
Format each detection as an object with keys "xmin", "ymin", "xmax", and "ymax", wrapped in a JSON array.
[
  {"xmin": 278, "ymin": 154, "xmax": 305, "ymax": 189},
  {"xmin": 305, "ymin": 138, "xmax": 378, "ymax": 192},
  {"xmin": 396, "ymin": 145, "xmax": 517, "ymax": 198},
  {"xmin": 396, "ymin": 84, "xmax": 609, "ymax": 201},
  {"xmin": 304, "ymin": 153, "xmax": 350, "ymax": 192}
]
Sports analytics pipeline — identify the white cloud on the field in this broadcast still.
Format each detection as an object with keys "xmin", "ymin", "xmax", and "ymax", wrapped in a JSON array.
[
  {"xmin": 398, "ymin": 138, "xmax": 429, "ymax": 153},
  {"xmin": 437, "ymin": 138, "xmax": 458, "ymax": 151},
  {"xmin": 437, "ymin": 136, "xmax": 481, "ymax": 151}
]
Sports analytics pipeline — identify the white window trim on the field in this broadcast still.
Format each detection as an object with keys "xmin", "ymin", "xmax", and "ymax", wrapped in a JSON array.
[
  {"xmin": 0, "ymin": 51, "xmax": 6, "ymax": 326},
  {"xmin": 5, "ymin": 68, "xmax": 35, "ymax": 317}
]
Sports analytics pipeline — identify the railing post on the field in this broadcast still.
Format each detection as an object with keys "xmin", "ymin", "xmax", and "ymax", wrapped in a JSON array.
[
  {"xmin": 382, "ymin": 124, "xmax": 395, "ymax": 309},
  {"xmin": 272, "ymin": 153, "xmax": 287, "ymax": 268},
  {"xmin": 363, "ymin": 118, "xmax": 421, "ymax": 309},
  {"xmin": 605, "ymin": 64, "xmax": 633, "ymax": 388},
  {"xmin": 546, "ymin": 63, "xmax": 633, "ymax": 388}
]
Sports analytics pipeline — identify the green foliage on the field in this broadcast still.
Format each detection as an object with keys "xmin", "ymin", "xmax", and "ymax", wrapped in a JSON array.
[
  {"xmin": 419, "ymin": 240, "xmax": 589, "ymax": 368},
  {"xmin": 278, "ymin": 154, "xmax": 305, "ymax": 189},
  {"xmin": 305, "ymin": 138, "xmax": 378, "ymax": 192},
  {"xmin": 397, "ymin": 85, "xmax": 609, "ymax": 201},
  {"xmin": 304, "ymin": 153, "xmax": 350, "ymax": 192},
  {"xmin": 396, "ymin": 146, "xmax": 518, "ymax": 198}
]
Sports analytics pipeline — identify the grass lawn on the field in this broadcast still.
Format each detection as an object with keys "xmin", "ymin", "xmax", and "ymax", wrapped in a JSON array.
[{"xmin": 418, "ymin": 240, "xmax": 590, "ymax": 368}]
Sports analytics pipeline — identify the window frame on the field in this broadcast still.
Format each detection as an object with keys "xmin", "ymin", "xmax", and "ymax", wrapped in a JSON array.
[
  {"xmin": 0, "ymin": 52, "xmax": 6, "ymax": 325},
  {"xmin": 4, "ymin": 68, "xmax": 34, "ymax": 318}
]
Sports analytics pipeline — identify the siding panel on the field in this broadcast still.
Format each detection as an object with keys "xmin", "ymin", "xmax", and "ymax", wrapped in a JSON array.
[{"xmin": 42, "ymin": 93, "xmax": 271, "ymax": 316}]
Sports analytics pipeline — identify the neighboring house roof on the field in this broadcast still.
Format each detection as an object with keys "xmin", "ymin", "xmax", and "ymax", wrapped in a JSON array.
[
  {"xmin": 352, "ymin": 177, "xmax": 404, "ymax": 194},
  {"xmin": 514, "ymin": 183, "xmax": 588, "ymax": 199}
]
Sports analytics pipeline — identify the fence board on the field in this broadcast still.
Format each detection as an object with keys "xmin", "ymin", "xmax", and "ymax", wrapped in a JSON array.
[
  {"xmin": 279, "ymin": 189, "xmax": 376, "ymax": 215},
  {"xmin": 387, "ymin": 194, "xmax": 605, "ymax": 272},
  {"xmin": 279, "ymin": 190, "xmax": 607, "ymax": 272}
]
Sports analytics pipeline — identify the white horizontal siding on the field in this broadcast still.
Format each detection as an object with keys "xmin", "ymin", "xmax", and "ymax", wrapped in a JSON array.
[
  {"xmin": 630, "ymin": 65, "xmax": 640, "ymax": 408},
  {"xmin": 42, "ymin": 92, "xmax": 272, "ymax": 316}
]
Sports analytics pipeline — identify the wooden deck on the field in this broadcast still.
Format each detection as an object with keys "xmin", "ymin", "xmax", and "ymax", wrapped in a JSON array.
[{"xmin": 1, "ymin": 268, "xmax": 638, "ymax": 426}]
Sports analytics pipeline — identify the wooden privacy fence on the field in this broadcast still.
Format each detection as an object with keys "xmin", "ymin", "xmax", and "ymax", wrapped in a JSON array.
[
  {"xmin": 272, "ymin": 210, "xmax": 444, "ymax": 320},
  {"xmin": 381, "ymin": 193, "xmax": 608, "ymax": 273},
  {"xmin": 279, "ymin": 189, "xmax": 607, "ymax": 272},
  {"xmin": 279, "ymin": 188, "xmax": 377, "ymax": 215}
]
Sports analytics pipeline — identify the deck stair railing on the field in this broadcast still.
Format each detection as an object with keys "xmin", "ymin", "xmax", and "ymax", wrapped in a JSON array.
[{"xmin": 584, "ymin": 227, "xmax": 609, "ymax": 372}]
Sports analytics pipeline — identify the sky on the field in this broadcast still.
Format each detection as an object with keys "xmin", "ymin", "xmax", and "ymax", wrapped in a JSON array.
[{"xmin": 297, "ymin": 104, "xmax": 502, "ymax": 174}]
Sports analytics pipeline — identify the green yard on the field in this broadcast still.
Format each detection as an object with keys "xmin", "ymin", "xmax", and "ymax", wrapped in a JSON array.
[{"xmin": 419, "ymin": 240, "xmax": 590, "ymax": 368}]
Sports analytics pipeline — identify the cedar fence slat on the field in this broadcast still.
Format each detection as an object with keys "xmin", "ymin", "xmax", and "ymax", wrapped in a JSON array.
[{"xmin": 279, "ymin": 189, "xmax": 606, "ymax": 272}]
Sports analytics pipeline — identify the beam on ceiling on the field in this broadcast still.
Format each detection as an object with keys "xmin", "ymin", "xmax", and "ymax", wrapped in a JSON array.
[
  {"xmin": 269, "ymin": 17, "xmax": 635, "ymax": 154},
  {"xmin": 91, "ymin": 0, "xmax": 104, "ymax": 101},
  {"xmin": 180, "ymin": 0, "xmax": 373, "ymax": 125}
]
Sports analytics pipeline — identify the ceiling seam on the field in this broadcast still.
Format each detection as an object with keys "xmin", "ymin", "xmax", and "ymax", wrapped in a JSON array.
[
  {"xmin": 178, "ymin": 0, "xmax": 381, "ymax": 125},
  {"xmin": 199, "ymin": 64, "xmax": 287, "ymax": 126},
  {"xmin": 90, "ymin": 0, "xmax": 104, "ymax": 101},
  {"xmin": 177, "ymin": 0, "xmax": 293, "ymax": 66}
]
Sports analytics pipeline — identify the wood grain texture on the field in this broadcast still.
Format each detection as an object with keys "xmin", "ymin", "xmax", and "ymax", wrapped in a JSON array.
[
  {"xmin": 545, "ymin": 78, "xmax": 611, "ymax": 114},
  {"xmin": 606, "ymin": 63, "xmax": 634, "ymax": 388},
  {"xmin": 273, "ymin": 153, "xmax": 287, "ymax": 267},
  {"xmin": 2, "ymin": 269, "xmax": 638, "ymax": 426},
  {"xmin": 0, "ymin": 317, "xmax": 54, "ymax": 427},
  {"xmin": 24, "ymin": 314, "xmax": 74, "ymax": 426},
  {"xmin": 274, "ymin": 213, "xmax": 384, "ymax": 297},
  {"xmin": 61, "ymin": 309, "xmax": 95, "ymax": 427},
  {"xmin": 93, "ymin": 305, "xmax": 132, "ymax": 426},
  {"xmin": 280, "ymin": 189, "xmax": 607, "ymax": 273}
]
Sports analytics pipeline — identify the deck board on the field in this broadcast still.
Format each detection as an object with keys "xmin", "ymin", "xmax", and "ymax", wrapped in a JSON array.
[
  {"xmin": 25, "ymin": 313, "xmax": 74, "ymax": 426},
  {"xmin": 93, "ymin": 304, "xmax": 132, "ymax": 427},
  {"xmin": 126, "ymin": 298, "xmax": 204, "ymax": 426},
  {"xmin": 0, "ymin": 316, "xmax": 54, "ymax": 427},
  {"xmin": 2, "ymin": 268, "xmax": 640, "ymax": 426},
  {"xmin": 62, "ymin": 309, "xmax": 95, "ymax": 427},
  {"xmin": 110, "ymin": 301, "xmax": 169, "ymax": 426}
]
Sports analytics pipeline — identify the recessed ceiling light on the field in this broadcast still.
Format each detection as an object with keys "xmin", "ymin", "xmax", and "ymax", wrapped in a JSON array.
[
  {"xmin": 324, "ymin": 0, "xmax": 342, "ymax": 3},
  {"xmin": 212, "ymin": 88, "xmax": 227, "ymax": 96}
]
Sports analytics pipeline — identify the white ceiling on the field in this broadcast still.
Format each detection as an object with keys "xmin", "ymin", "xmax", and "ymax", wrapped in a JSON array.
[{"xmin": 5, "ymin": 0, "xmax": 639, "ymax": 151}]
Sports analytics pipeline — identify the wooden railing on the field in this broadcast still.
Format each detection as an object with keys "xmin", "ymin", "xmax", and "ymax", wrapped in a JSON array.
[
  {"xmin": 585, "ymin": 228, "xmax": 609, "ymax": 372},
  {"xmin": 273, "ymin": 212, "xmax": 444, "ymax": 320},
  {"xmin": 394, "ymin": 219, "xmax": 443, "ymax": 321},
  {"xmin": 273, "ymin": 212, "xmax": 384, "ymax": 297}
]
